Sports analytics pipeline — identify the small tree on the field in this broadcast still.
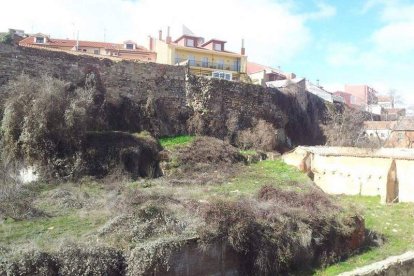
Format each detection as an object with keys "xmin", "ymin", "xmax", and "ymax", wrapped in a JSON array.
[{"xmin": 322, "ymin": 103, "xmax": 372, "ymax": 147}]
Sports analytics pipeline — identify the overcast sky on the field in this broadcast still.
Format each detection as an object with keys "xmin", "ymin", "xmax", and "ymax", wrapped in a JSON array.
[{"xmin": 1, "ymin": 0, "xmax": 413, "ymax": 107}]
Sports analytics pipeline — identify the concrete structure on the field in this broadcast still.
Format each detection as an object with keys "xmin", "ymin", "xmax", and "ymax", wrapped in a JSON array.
[
  {"xmin": 152, "ymin": 29, "xmax": 247, "ymax": 81},
  {"xmin": 19, "ymin": 34, "xmax": 156, "ymax": 62},
  {"xmin": 339, "ymin": 251, "xmax": 414, "ymax": 276},
  {"xmin": 344, "ymin": 84, "xmax": 379, "ymax": 107},
  {"xmin": 377, "ymin": 95, "xmax": 394, "ymax": 109},
  {"xmin": 282, "ymin": 146, "xmax": 414, "ymax": 203},
  {"xmin": 365, "ymin": 104, "xmax": 384, "ymax": 116}
]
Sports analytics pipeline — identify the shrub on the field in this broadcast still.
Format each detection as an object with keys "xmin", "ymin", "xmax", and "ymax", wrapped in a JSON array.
[
  {"xmin": 1, "ymin": 74, "xmax": 97, "ymax": 179},
  {"xmin": 175, "ymin": 136, "xmax": 245, "ymax": 171},
  {"xmin": 1, "ymin": 251, "xmax": 59, "ymax": 276},
  {"xmin": 126, "ymin": 239, "xmax": 184, "ymax": 276},
  {"xmin": 237, "ymin": 120, "xmax": 282, "ymax": 151},
  {"xmin": 58, "ymin": 244, "xmax": 125, "ymax": 276}
]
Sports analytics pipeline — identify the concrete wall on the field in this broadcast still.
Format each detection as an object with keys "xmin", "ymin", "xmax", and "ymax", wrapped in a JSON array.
[
  {"xmin": 283, "ymin": 146, "xmax": 414, "ymax": 203},
  {"xmin": 339, "ymin": 251, "xmax": 414, "ymax": 276}
]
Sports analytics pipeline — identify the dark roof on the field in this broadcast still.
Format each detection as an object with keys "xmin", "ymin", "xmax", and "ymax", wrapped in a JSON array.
[
  {"xmin": 201, "ymin": 38, "xmax": 227, "ymax": 47},
  {"xmin": 173, "ymin": 34, "xmax": 202, "ymax": 43}
]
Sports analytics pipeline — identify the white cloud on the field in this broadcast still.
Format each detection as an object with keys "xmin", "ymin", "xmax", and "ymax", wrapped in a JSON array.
[
  {"xmin": 0, "ymin": 0, "xmax": 335, "ymax": 66},
  {"xmin": 323, "ymin": 0, "xmax": 414, "ymax": 106},
  {"xmin": 303, "ymin": 2, "xmax": 336, "ymax": 20}
]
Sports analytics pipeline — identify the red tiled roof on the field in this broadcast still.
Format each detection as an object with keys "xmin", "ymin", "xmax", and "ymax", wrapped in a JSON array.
[
  {"xmin": 377, "ymin": 95, "xmax": 393, "ymax": 102},
  {"xmin": 247, "ymin": 61, "xmax": 284, "ymax": 75},
  {"xmin": 247, "ymin": 62, "xmax": 267, "ymax": 74},
  {"xmin": 386, "ymin": 108, "xmax": 405, "ymax": 114},
  {"xmin": 364, "ymin": 121, "xmax": 397, "ymax": 130},
  {"xmin": 19, "ymin": 36, "xmax": 149, "ymax": 51}
]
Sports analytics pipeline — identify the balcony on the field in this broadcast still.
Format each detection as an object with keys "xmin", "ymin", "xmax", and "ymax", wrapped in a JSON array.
[{"xmin": 175, "ymin": 58, "xmax": 241, "ymax": 72}]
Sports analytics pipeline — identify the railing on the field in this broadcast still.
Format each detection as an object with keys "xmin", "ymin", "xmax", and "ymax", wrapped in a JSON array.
[{"xmin": 175, "ymin": 58, "xmax": 241, "ymax": 72}]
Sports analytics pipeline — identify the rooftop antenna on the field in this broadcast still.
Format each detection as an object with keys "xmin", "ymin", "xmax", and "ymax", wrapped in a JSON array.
[
  {"xmin": 104, "ymin": 27, "xmax": 106, "ymax": 42},
  {"xmin": 317, "ymin": 79, "xmax": 320, "ymax": 87}
]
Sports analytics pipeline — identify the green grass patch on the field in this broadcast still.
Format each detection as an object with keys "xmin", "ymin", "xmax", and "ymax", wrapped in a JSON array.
[
  {"xmin": 211, "ymin": 159, "xmax": 309, "ymax": 197},
  {"xmin": 239, "ymin": 149, "xmax": 257, "ymax": 156},
  {"xmin": 159, "ymin": 135, "xmax": 195, "ymax": 150},
  {"xmin": 316, "ymin": 195, "xmax": 414, "ymax": 275},
  {"xmin": 0, "ymin": 212, "xmax": 109, "ymax": 249}
]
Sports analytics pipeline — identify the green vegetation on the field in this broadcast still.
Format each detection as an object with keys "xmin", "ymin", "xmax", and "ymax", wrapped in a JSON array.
[
  {"xmin": 317, "ymin": 196, "xmax": 414, "ymax": 275},
  {"xmin": 212, "ymin": 159, "xmax": 309, "ymax": 196},
  {"xmin": 159, "ymin": 135, "xmax": 195, "ymax": 149},
  {"xmin": 0, "ymin": 136, "xmax": 377, "ymax": 275},
  {"xmin": 0, "ymin": 33, "xmax": 12, "ymax": 44},
  {"xmin": 0, "ymin": 182, "xmax": 110, "ymax": 251}
]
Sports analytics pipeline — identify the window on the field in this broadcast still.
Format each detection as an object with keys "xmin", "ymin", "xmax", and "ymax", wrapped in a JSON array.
[
  {"xmin": 201, "ymin": 57, "xmax": 208, "ymax": 67},
  {"xmin": 82, "ymin": 49, "xmax": 87, "ymax": 52},
  {"xmin": 350, "ymin": 95, "xmax": 356, "ymax": 104},
  {"xmin": 214, "ymin": 43, "xmax": 222, "ymax": 51},
  {"xmin": 212, "ymin": 71, "xmax": 232, "ymax": 81},
  {"xmin": 233, "ymin": 59, "xmax": 240, "ymax": 71},
  {"xmin": 186, "ymin": 39, "xmax": 194, "ymax": 47},
  {"xmin": 93, "ymin": 49, "xmax": 99, "ymax": 55},
  {"xmin": 188, "ymin": 55, "xmax": 195, "ymax": 66},
  {"xmin": 35, "ymin": 37, "xmax": 45, "ymax": 44},
  {"xmin": 175, "ymin": 54, "xmax": 181, "ymax": 64},
  {"xmin": 217, "ymin": 59, "xmax": 224, "ymax": 69},
  {"xmin": 125, "ymin": 43, "xmax": 134, "ymax": 50}
]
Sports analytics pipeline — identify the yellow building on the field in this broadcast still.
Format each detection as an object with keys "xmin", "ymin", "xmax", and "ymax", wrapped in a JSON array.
[{"xmin": 151, "ymin": 32, "xmax": 247, "ymax": 81}]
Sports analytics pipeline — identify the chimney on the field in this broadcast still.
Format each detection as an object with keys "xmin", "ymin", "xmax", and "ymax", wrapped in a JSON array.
[
  {"xmin": 241, "ymin": 38, "xmax": 245, "ymax": 55},
  {"xmin": 166, "ymin": 26, "xmax": 172, "ymax": 44},
  {"xmin": 148, "ymin": 36, "xmax": 154, "ymax": 51},
  {"xmin": 158, "ymin": 29, "xmax": 163, "ymax": 41}
]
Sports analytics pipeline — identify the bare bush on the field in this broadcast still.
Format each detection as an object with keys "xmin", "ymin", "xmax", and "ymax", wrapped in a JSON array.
[
  {"xmin": 322, "ymin": 104, "xmax": 370, "ymax": 147},
  {"xmin": 1, "ymin": 251, "xmax": 59, "ymax": 276},
  {"xmin": 1, "ymin": 74, "xmax": 97, "ymax": 179},
  {"xmin": 237, "ymin": 120, "xmax": 280, "ymax": 151},
  {"xmin": 57, "ymin": 244, "xmax": 125, "ymax": 276}
]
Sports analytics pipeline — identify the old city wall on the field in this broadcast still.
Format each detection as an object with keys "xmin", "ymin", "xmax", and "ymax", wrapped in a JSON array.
[
  {"xmin": 0, "ymin": 44, "xmax": 327, "ymax": 148},
  {"xmin": 283, "ymin": 147, "xmax": 414, "ymax": 203}
]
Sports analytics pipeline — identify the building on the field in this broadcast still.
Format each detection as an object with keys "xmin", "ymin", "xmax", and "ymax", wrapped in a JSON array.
[
  {"xmin": 19, "ymin": 33, "xmax": 156, "ymax": 62},
  {"xmin": 333, "ymin": 91, "xmax": 354, "ymax": 106},
  {"xmin": 247, "ymin": 62, "xmax": 296, "ymax": 86},
  {"xmin": 344, "ymin": 84, "xmax": 379, "ymax": 107},
  {"xmin": 383, "ymin": 108, "xmax": 406, "ymax": 121},
  {"xmin": 151, "ymin": 28, "xmax": 247, "ymax": 81},
  {"xmin": 364, "ymin": 121, "xmax": 397, "ymax": 141},
  {"xmin": 385, "ymin": 118, "xmax": 414, "ymax": 148},
  {"xmin": 377, "ymin": 95, "xmax": 394, "ymax": 109}
]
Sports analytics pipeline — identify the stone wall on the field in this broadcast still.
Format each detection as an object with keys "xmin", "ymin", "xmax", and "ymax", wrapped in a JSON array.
[{"xmin": 0, "ymin": 44, "xmax": 328, "ymax": 149}]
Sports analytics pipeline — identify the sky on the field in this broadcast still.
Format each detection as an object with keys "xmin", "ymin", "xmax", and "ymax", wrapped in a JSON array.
[{"xmin": 1, "ymin": 0, "xmax": 413, "ymax": 107}]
